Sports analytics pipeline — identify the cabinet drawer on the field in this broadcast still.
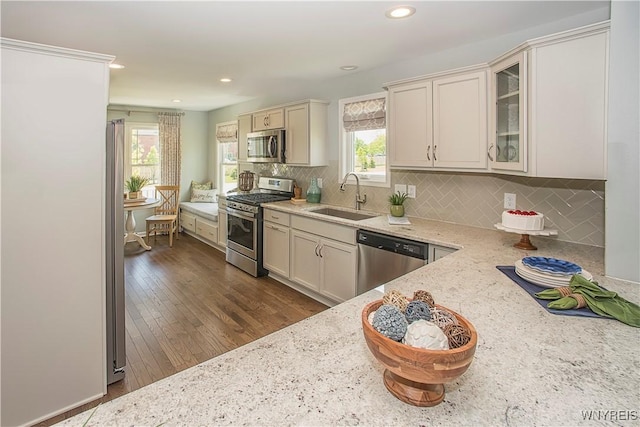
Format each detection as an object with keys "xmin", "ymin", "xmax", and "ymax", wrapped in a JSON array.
[
  {"xmin": 291, "ymin": 215, "xmax": 355, "ymax": 245},
  {"xmin": 264, "ymin": 209, "xmax": 290, "ymax": 226},
  {"xmin": 180, "ymin": 211, "xmax": 196, "ymax": 232},
  {"xmin": 195, "ymin": 217, "xmax": 218, "ymax": 242}
]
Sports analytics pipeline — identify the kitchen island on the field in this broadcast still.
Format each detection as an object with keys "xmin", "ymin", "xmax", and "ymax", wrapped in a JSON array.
[{"xmin": 60, "ymin": 203, "xmax": 639, "ymax": 426}]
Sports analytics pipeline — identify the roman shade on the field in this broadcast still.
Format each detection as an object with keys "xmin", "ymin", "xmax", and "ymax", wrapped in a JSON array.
[
  {"xmin": 343, "ymin": 98, "xmax": 386, "ymax": 132},
  {"xmin": 216, "ymin": 122, "xmax": 238, "ymax": 143}
]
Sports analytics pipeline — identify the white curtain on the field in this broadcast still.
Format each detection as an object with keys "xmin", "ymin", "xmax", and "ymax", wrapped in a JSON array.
[{"xmin": 159, "ymin": 112, "xmax": 182, "ymax": 186}]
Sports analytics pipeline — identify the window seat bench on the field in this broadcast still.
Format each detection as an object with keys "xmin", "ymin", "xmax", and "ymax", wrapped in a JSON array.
[{"xmin": 179, "ymin": 202, "xmax": 222, "ymax": 249}]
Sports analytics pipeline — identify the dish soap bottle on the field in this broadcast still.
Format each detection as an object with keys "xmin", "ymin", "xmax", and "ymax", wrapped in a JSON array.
[{"xmin": 306, "ymin": 178, "xmax": 321, "ymax": 203}]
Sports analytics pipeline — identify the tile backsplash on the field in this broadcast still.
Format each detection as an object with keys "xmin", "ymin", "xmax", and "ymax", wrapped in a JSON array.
[{"xmin": 252, "ymin": 161, "xmax": 605, "ymax": 247}]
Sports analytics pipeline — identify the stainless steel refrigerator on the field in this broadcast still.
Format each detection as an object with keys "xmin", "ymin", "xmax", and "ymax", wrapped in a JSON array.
[{"xmin": 106, "ymin": 119, "xmax": 126, "ymax": 384}]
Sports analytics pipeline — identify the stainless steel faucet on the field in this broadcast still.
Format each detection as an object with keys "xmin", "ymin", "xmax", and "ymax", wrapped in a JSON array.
[{"xmin": 340, "ymin": 172, "xmax": 367, "ymax": 210}]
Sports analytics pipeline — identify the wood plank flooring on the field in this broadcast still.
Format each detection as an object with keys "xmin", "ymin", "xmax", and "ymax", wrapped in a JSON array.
[{"xmin": 39, "ymin": 233, "xmax": 328, "ymax": 426}]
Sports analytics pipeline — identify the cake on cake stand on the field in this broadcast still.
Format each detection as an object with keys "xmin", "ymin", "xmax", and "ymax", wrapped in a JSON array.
[{"xmin": 494, "ymin": 223, "xmax": 558, "ymax": 250}]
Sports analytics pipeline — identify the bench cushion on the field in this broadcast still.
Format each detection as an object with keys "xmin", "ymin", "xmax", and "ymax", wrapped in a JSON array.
[{"xmin": 180, "ymin": 202, "xmax": 219, "ymax": 222}]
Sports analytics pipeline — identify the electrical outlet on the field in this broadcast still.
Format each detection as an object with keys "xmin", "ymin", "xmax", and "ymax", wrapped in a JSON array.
[
  {"xmin": 317, "ymin": 178, "xmax": 322, "ymax": 188},
  {"xmin": 407, "ymin": 185, "xmax": 416, "ymax": 199},
  {"xmin": 394, "ymin": 184, "xmax": 407, "ymax": 194},
  {"xmin": 504, "ymin": 193, "xmax": 516, "ymax": 209}
]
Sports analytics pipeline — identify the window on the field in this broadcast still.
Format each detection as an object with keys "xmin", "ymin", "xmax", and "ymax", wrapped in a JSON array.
[
  {"xmin": 339, "ymin": 92, "xmax": 389, "ymax": 187},
  {"xmin": 125, "ymin": 122, "xmax": 160, "ymax": 198},
  {"xmin": 216, "ymin": 121, "xmax": 238, "ymax": 193}
]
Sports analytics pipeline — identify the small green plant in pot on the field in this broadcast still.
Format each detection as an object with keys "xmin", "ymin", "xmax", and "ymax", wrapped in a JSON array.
[
  {"xmin": 125, "ymin": 175, "xmax": 149, "ymax": 199},
  {"xmin": 388, "ymin": 191, "xmax": 408, "ymax": 217}
]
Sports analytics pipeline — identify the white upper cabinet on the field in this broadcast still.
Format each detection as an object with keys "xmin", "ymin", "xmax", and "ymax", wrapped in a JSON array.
[
  {"xmin": 489, "ymin": 51, "xmax": 527, "ymax": 172},
  {"xmin": 527, "ymin": 25, "xmax": 609, "ymax": 179},
  {"xmin": 252, "ymin": 108, "xmax": 284, "ymax": 131},
  {"xmin": 284, "ymin": 100, "xmax": 328, "ymax": 166},
  {"xmin": 432, "ymin": 70, "xmax": 488, "ymax": 169},
  {"xmin": 388, "ymin": 80, "xmax": 432, "ymax": 168},
  {"xmin": 237, "ymin": 114, "xmax": 252, "ymax": 162},
  {"xmin": 388, "ymin": 67, "xmax": 488, "ymax": 171}
]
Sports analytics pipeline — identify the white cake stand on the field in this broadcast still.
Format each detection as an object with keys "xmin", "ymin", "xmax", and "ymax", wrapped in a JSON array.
[{"xmin": 494, "ymin": 223, "xmax": 558, "ymax": 250}]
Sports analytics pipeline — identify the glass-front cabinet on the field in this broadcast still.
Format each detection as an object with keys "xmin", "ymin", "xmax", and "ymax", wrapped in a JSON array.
[{"xmin": 490, "ymin": 51, "xmax": 526, "ymax": 172}]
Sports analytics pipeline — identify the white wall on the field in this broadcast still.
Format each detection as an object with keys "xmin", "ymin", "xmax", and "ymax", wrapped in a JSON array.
[
  {"xmin": 1, "ymin": 39, "xmax": 112, "ymax": 426},
  {"xmin": 605, "ymin": 0, "xmax": 640, "ymax": 282},
  {"xmin": 108, "ymin": 107, "xmax": 209, "ymax": 232}
]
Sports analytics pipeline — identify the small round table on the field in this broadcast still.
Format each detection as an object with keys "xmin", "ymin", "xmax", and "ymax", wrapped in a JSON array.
[{"xmin": 124, "ymin": 198, "xmax": 159, "ymax": 250}]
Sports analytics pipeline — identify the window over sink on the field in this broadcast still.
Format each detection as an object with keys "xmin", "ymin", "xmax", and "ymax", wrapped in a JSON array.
[{"xmin": 339, "ymin": 92, "xmax": 389, "ymax": 188}]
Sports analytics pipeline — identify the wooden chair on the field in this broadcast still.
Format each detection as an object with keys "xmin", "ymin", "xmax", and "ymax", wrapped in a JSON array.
[{"xmin": 145, "ymin": 185, "xmax": 180, "ymax": 247}]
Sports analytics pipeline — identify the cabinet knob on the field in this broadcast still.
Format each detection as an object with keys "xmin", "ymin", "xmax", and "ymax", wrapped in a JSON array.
[
  {"xmin": 488, "ymin": 144, "xmax": 494, "ymax": 162},
  {"xmin": 433, "ymin": 145, "xmax": 437, "ymax": 161},
  {"xmin": 427, "ymin": 145, "xmax": 431, "ymax": 161}
]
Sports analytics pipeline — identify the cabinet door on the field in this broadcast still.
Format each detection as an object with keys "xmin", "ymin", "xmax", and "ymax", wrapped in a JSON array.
[
  {"xmin": 284, "ymin": 103, "xmax": 309, "ymax": 165},
  {"xmin": 180, "ymin": 211, "xmax": 196, "ymax": 232},
  {"xmin": 196, "ymin": 217, "xmax": 218, "ymax": 243},
  {"xmin": 530, "ymin": 32, "xmax": 608, "ymax": 179},
  {"xmin": 428, "ymin": 245, "xmax": 456, "ymax": 263},
  {"xmin": 389, "ymin": 81, "xmax": 433, "ymax": 168},
  {"xmin": 490, "ymin": 52, "xmax": 527, "ymax": 172},
  {"xmin": 252, "ymin": 108, "xmax": 284, "ymax": 131},
  {"xmin": 433, "ymin": 71, "xmax": 488, "ymax": 169},
  {"xmin": 263, "ymin": 221, "xmax": 290, "ymax": 277},
  {"xmin": 238, "ymin": 114, "xmax": 252, "ymax": 162},
  {"xmin": 319, "ymin": 239, "xmax": 357, "ymax": 303},
  {"xmin": 290, "ymin": 230, "xmax": 321, "ymax": 291},
  {"xmin": 217, "ymin": 209, "xmax": 227, "ymax": 247}
]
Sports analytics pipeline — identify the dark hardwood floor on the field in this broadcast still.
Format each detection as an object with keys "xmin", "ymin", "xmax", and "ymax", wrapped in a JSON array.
[{"xmin": 39, "ymin": 233, "xmax": 328, "ymax": 426}]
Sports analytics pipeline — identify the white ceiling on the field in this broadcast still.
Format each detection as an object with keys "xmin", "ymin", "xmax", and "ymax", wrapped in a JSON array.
[{"xmin": 1, "ymin": 1, "xmax": 609, "ymax": 112}]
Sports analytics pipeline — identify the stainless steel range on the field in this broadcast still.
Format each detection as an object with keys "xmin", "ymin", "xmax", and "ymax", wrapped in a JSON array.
[{"xmin": 225, "ymin": 177, "xmax": 295, "ymax": 277}]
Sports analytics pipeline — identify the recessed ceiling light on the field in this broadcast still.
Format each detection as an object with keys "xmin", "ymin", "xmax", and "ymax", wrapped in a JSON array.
[
  {"xmin": 340, "ymin": 65, "xmax": 358, "ymax": 71},
  {"xmin": 172, "ymin": 99, "xmax": 182, "ymax": 103},
  {"xmin": 220, "ymin": 78, "xmax": 232, "ymax": 83},
  {"xmin": 385, "ymin": 6, "xmax": 416, "ymax": 19},
  {"xmin": 109, "ymin": 63, "xmax": 125, "ymax": 69}
]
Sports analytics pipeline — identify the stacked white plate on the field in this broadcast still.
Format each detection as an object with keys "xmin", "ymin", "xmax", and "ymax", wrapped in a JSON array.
[{"xmin": 514, "ymin": 256, "xmax": 592, "ymax": 288}]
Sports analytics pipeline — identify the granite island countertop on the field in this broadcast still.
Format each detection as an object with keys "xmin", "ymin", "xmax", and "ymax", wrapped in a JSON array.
[{"xmin": 60, "ymin": 201, "xmax": 640, "ymax": 426}]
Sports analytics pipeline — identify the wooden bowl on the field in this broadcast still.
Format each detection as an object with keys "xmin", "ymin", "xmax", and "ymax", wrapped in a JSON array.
[{"xmin": 361, "ymin": 300, "xmax": 477, "ymax": 407}]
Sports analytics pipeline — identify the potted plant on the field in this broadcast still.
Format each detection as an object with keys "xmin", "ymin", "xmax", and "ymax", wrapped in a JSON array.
[
  {"xmin": 125, "ymin": 175, "xmax": 149, "ymax": 199},
  {"xmin": 388, "ymin": 191, "xmax": 408, "ymax": 217}
]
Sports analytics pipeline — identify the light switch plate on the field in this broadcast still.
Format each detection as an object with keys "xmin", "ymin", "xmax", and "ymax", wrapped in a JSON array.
[
  {"xmin": 504, "ymin": 193, "xmax": 516, "ymax": 209},
  {"xmin": 407, "ymin": 185, "xmax": 416, "ymax": 198},
  {"xmin": 395, "ymin": 184, "xmax": 407, "ymax": 194}
]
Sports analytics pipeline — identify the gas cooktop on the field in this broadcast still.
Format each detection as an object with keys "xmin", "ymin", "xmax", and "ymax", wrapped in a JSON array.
[{"xmin": 226, "ymin": 192, "xmax": 291, "ymax": 206}]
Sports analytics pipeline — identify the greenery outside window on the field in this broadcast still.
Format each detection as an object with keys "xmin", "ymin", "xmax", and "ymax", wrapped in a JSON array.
[
  {"xmin": 216, "ymin": 121, "xmax": 238, "ymax": 193},
  {"xmin": 124, "ymin": 122, "xmax": 159, "ymax": 198},
  {"xmin": 339, "ymin": 92, "xmax": 389, "ymax": 187}
]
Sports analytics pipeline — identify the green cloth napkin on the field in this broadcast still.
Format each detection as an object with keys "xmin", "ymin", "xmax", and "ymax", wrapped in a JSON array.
[{"xmin": 535, "ymin": 275, "xmax": 640, "ymax": 327}]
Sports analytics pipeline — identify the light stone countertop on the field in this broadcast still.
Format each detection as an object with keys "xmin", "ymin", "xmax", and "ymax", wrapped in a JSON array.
[{"xmin": 61, "ymin": 201, "xmax": 640, "ymax": 426}]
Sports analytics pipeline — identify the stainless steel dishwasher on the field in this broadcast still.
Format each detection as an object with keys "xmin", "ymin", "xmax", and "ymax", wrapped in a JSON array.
[{"xmin": 357, "ymin": 229, "xmax": 429, "ymax": 295}]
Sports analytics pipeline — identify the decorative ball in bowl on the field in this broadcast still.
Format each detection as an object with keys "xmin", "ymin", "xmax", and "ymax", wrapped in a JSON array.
[{"xmin": 361, "ymin": 299, "xmax": 477, "ymax": 407}]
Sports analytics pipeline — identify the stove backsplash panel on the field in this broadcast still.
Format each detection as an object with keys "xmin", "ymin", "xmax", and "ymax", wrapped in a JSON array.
[{"xmin": 250, "ymin": 161, "xmax": 604, "ymax": 247}]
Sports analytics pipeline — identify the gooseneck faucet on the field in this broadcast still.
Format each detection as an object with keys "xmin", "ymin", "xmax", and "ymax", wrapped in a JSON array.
[{"xmin": 340, "ymin": 172, "xmax": 367, "ymax": 210}]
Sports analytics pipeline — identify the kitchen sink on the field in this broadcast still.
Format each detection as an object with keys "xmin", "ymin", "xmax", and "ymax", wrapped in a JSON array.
[{"xmin": 308, "ymin": 207, "xmax": 378, "ymax": 221}]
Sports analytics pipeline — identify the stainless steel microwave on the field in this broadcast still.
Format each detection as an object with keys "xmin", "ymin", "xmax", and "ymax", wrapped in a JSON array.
[{"xmin": 246, "ymin": 129, "xmax": 285, "ymax": 163}]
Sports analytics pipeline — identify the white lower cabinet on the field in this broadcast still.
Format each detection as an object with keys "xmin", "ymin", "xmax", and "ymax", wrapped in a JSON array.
[
  {"xmin": 290, "ymin": 229, "xmax": 357, "ymax": 303},
  {"xmin": 217, "ymin": 208, "xmax": 227, "ymax": 248},
  {"xmin": 263, "ymin": 209, "xmax": 291, "ymax": 278},
  {"xmin": 428, "ymin": 244, "xmax": 457, "ymax": 263},
  {"xmin": 195, "ymin": 217, "xmax": 219, "ymax": 243},
  {"xmin": 180, "ymin": 211, "xmax": 196, "ymax": 232}
]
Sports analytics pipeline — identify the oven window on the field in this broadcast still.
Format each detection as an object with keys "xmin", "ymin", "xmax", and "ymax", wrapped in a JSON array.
[{"xmin": 228, "ymin": 215, "xmax": 254, "ymax": 251}]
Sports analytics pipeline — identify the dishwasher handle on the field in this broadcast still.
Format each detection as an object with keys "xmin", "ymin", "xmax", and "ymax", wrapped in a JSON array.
[{"xmin": 357, "ymin": 230, "xmax": 428, "ymax": 260}]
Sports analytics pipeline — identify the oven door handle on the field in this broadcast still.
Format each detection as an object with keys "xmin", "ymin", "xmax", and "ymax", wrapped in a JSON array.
[{"xmin": 226, "ymin": 207, "xmax": 256, "ymax": 221}]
